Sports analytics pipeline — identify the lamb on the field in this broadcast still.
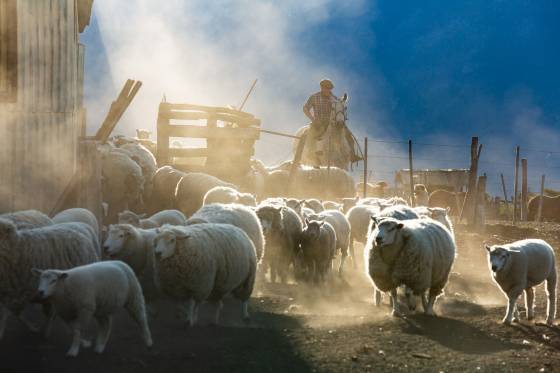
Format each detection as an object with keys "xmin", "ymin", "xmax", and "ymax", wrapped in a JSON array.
[
  {"xmin": 486, "ymin": 239, "xmax": 557, "ymax": 325},
  {"xmin": 118, "ymin": 209, "xmax": 188, "ymax": 229},
  {"xmin": 365, "ymin": 217, "xmax": 455, "ymax": 316},
  {"xmin": 425, "ymin": 207, "xmax": 454, "ymax": 237},
  {"xmin": 187, "ymin": 203, "xmax": 265, "ymax": 262},
  {"xmin": 346, "ymin": 204, "xmax": 380, "ymax": 268},
  {"xmin": 153, "ymin": 223, "xmax": 257, "ymax": 326},
  {"xmin": 52, "ymin": 208, "xmax": 100, "ymax": 238},
  {"xmin": 203, "ymin": 186, "xmax": 257, "ymax": 207},
  {"xmin": 0, "ymin": 210, "xmax": 53, "ymax": 230},
  {"xmin": 298, "ymin": 219, "xmax": 336, "ymax": 284},
  {"xmin": 33, "ymin": 261, "xmax": 152, "ymax": 357},
  {"xmin": 0, "ymin": 219, "xmax": 99, "ymax": 340},
  {"xmin": 304, "ymin": 199, "xmax": 324, "ymax": 213},
  {"xmin": 148, "ymin": 166, "xmax": 186, "ymax": 213},
  {"xmin": 256, "ymin": 204, "xmax": 303, "ymax": 283},
  {"xmin": 306, "ymin": 210, "xmax": 351, "ymax": 275},
  {"xmin": 174, "ymin": 172, "xmax": 236, "ymax": 217}
]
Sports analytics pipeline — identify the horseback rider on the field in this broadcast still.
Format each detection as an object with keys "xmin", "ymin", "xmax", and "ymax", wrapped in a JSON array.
[{"xmin": 303, "ymin": 79, "xmax": 338, "ymax": 165}]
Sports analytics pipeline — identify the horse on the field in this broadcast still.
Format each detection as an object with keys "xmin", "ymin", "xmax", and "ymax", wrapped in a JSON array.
[{"xmin": 292, "ymin": 93, "xmax": 355, "ymax": 170}]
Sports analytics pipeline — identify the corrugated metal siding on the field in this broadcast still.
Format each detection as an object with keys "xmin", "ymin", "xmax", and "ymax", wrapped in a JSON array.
[{"xmin": 0, "ymin": 0, "xmax": 83, "ymax": 213}]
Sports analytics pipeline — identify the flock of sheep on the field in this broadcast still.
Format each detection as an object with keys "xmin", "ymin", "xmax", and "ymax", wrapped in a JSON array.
[{"xmin": 0, "ymin": 138, "xmax": 557, "ymax": 358}]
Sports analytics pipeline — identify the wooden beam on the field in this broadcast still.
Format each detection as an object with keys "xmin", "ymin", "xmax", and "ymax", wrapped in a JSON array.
[
  {"xmin": 161, "ymin": 110, "xmax": 261, "ymax": 127},
  {"xmin": 166, "ymin": 125, "xmax": 261, "ymax": 140},
  {"xmin": 168, "ymin": 146, "xmax": 255, "ymax": 158},
  {"xmin": 160, "ymin": 102, "xmax": 256, "ymax": 118},
  {"xmin": 512, "ymin": 146, "xmax": 520, "ymax": 224},
  {"xmin": 408, "ymin": 140, "xmax": 415, "ymax": 207},
  {"xmin": 500, "ymin": 173, "xmax": 510, "ymax": 220},
  {"xmin": 537, "ymin": 174, "xmax": 546, "ymax": 222},
  {"xmin": 521, "ymin": 158, "xmax": 528, "ymax": 221},
  {"xmin": 363, "ymin": 137, "xmax": 368, "ymax": 198},
  {"xmin": 287, "ymin": 133, "xmax": 307, "ymax": 195},
  {"xmin": 460, "ymin": 137, "xmax": 481, "ymax": 223}
]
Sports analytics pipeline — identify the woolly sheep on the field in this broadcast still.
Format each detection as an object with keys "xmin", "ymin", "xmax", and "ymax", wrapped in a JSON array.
[
  {"xmin": 322, "ymin": 201, "xmax": 342, "ymax": 211},
  {"xmin": 345, "ymin": 204, "xmax": 380, "ymax": 268},
  {"xmin": 0, "ymin": 219, "xmax": 99, "ymax": 340},
  {"xmin": 118, "ymin": 209, "xmax": 187, "ymax": 229},
  {"xmin": 33, "ymin": 261, "xmax": 152, "ymax": 357},
  {"xmin": 486, "ymin": 239, "xmax": 557, "ymax": 325},
  {"xmin": 175, "ymin": 172, "xmax": 236, "ymax": 217},
  {"xmin": 414, "ymin": 184, "xmax": 430, "ymax": 206},
  {"xmin": 426, "ymin": 207, "xmax": 454, "ymax": 237},
  {"xmin": 297, "ymin": 220, "xmax": 336, "ymax": 284},
  {"xmin": 306, "ymin": 210, "xmax": 351, "ymax": 275},
  {"xmin": 153, "ymin": 223, "xmax": 257, "ymax": 325},
  {"xmin": 52, "ymin": 208, "xmax": 100, "ymax": 238},
  {"xmin": 149, "ymin": 166, "xmax": 186, "ymax": 213},
  {"xmin": 119, "ymin": 142, "xmax": 157, "ymax": 202},
  {"xmin": 101, "ymin": 149, "xmax": 144, "ymax": 222},
  {"xmin": 528, "ymin": 195, "xmax": 560, "ymax": 222},
  {"xmin": 203, "ymin": 186, "xmax": 257, "ymax": 207},
  {"xmin": 304, "ymin": 199, "xmax": 324, "ymax": 213},
  {"xmin": 365, "ymin": 217, "xmax": 455, "ymax": 316},
  {"xmin": 0, "ymin": 210, "xmax": 53, "ymax": 230},
  {"xmin": 187, "ymin": 203, "xmax": 265, "ymax": 262},
  {"xmin": 256, "ymin": 204, "xmax": 303, "ymax": 283}
]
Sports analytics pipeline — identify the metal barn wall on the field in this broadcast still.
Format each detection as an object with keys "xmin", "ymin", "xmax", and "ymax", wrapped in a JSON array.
[{"xmin": 0, "ymin": 0, "xmax": 83, "ymax": 213}]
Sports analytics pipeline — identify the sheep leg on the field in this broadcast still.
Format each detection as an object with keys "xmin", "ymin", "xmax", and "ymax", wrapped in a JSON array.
[
  {"xmin": 504, "ymin": 292, "xmax": 522, "ymax": 325},
  {"xmin": 94, "ymin": 315, "xmax": 112, "ymax": 354},
  {"xmin": 421, "ymin": 292, "xmax": 428, "ymax": 313},
  {"xmin": 373, "ymin": 289, "xmax": 382, "ymax": 306},
  {"xmin": 405, "ymin": 287, "xmax": 417, "ymax": 312},
  {"xmin": 546, "ymin": 272, "xmax": 557, "ymax": 325},
  {"xmin": 241, "ymin": 301, "xmax": 250, "ymax": 321},
  {"xmin": 349, "ymin": 238, "xmax": 357, "ymax": 269},
  {"xmin": 425, "ymin": 291, "xmax": 438, "ymax": 316},
  {"xmin": 213, "ymin": 300, "xmax": 223, "ymax": 325},
  {"xmin": 187, "ymin": 299, "xmax": 196, "ymax": 327},
  {"xmin": 525, "ymin": 287, "xmax": 535, "ymax": 321},
  {"xmin": 0, "ymin": 305, "xmax": 8, "ymax": 340},
  {"xmin": 67, "ymin": 310, "xmax": 93, "ymax": 357},
  {"xmin": 390, "ymin": 289, "xmax": 402, "ymax": 317},
  {"xmin": 42, "ymin": 302, "xmax": 56, "ymax": 339},
  {"xmin": 338, "ymin": 246, "xmax": 348, "ymax": 276}
]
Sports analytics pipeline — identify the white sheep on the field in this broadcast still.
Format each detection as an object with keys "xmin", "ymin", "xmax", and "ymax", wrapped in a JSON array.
[
  {"xmin": 153, "ymin": 223, "xmax": 257, "ymax": 326},
  {"xmin": 149, "ymin": 166, "xmax": 186, "ymax": 212},
  {"xmin": 365, "ymin": 217, "xmax": 455, "ymax": 316},
  {"xmin": 118, "ymin": 209, "xmax": 188, "ymax": 229},
  {"xmin": 486, "ymin": 239, "xmax": 557, "ymax": 325},
  {"xmin": 33, "ymin": 261, "xmax": 153, "ymax": 357},
  {"xmin": 174, "ymin": 172, "xmax": 236, "ymax": 217},
  {"xmin": 375, "ymin": 204, "xmax": 420, "ymax": 221},
  {"xmin": 0, "ymin": 219, "xmax": 99, "ymax": 340},
  {"xmin": 256, "ymin": 204, "xmax": 303, "ymax": 283},
  {"xmin": 306, "ymin": 210, "xmax": 351, "ymax": 275},
  {"xmin": 188, "ymin": 203, "xmax": 265, "ymax": 262},
  {"xmin": 0, "ymin": 210, "xmax": 53, "ymax": 229},
  {"xmin": 346, "ymin": 204, "xmax": 380, "ymax": 268},
  {"xmin": 52, "ymin": 208, "xmax": 100, "ymax": 238},
  {"xmin": 203, "ymin": 186, "xmax": 257, "ymax": 207},
  {"xmin": 298, "ymin": 219, "xmax": 337, "ymax": 284},
  {"xmin": 118, "ymin": 142, "xmax": 157, "ymax": 201}
]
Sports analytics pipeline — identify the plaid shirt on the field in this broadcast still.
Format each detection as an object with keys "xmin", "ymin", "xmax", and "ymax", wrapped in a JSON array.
[{"xmin": 304, "ymin": 92, "xmax": 337, "ymax": 125}]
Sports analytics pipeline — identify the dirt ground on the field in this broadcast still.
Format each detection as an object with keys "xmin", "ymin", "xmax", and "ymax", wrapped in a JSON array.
[{"xmin": 2, "ymin": 221, "xmax": 560, "ymax": 373}]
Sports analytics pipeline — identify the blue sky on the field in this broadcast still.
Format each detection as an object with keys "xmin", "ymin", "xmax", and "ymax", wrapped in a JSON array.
[{"xmin": 81, "ymin": 0, "xmax": 560, "ymax": 194}]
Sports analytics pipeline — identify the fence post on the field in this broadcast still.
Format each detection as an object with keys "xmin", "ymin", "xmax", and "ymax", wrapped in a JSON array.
[
  {"xmin": 408, "ymin": 140, "xmax": 415, "ymax": 207},
  {"xmin": 460, "ymin": 137, "xmax": 481, "ymax": 223},
  {"xmin": 537, "ymin": 174, "xmax": 546, "ymax": 222},
  {"xmin": 473, "ymin": 174, "xmax": 487, "ymax": 229},
  {"xmin": 521, "ymin": 158, "xmax": 528, "ymax": 221},
  {"xmin": 500, "ymin": 173, "xmax": 509, "ymax": 220},
  {"xmin": 287, "ymin": 133, "xmax": 307, "ymax": 195},
  {"xmin": 363, "ymin": 137, "xmax": 368, "ymax": 198},
  {"xmin": 512, "ymin": 146, "xmax": 520, "ymax": 224}
]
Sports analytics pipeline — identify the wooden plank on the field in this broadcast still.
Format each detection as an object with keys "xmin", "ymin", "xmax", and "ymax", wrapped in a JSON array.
[
  {"xmin": 162, "ymin": 110, "xmax": 261, "ymax": 127},
  {"xmin": 160, "ymin": 102, "xmax": 255, "ymax": 118},
  {"xmin": 287, "ymin": 133, "xmax": 307, "ymax": 194},
  {"xmin": 156, "ymin": 111, "xmax": 170, "ymax": 165},
  {"xmin": 537, "ymin": 174, "xmax": 545, "ymax": 222},
  {"xmin": 512, "ymin": 145, "xmax": 520, "ymax": 224},
  {"xmin": 521, "ymin": 158, "xmax": 528, "ymax": 221},
  {"xmin": 408, "ymin": 140, "xmax": 415, "ymax": 207},
  {"xmin": 363, "ymin": 137, "xmax": 368, "ymax": 198},
  {"xmin": 168, "ymin": 146, "xmax": 254, "ymax": 158},
  {"xmin": 500, "ymin": 173, "xmax": 510, "ymax": 220},
  {"xmin": 166, "ymin": 124, "xmax": 261, "ymax": 140}
]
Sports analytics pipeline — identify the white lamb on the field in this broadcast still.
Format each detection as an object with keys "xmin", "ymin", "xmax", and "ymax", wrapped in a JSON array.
[
  {"xmin": 365, "ymin": 217, "xmax": 456, "ymax": 316},
  {"xmin": 118, "ymin": 209, "xmax": 188, "ymax": 229},
  {"xmin": 486, "ymin": 239, "xmax": 557, "ymax": 325},
  {"xmin": 33, "ymin": 261, "xmax": 153, "ymax": 357},
  {"xmin": 153, "ymin": 223, "xmax": 257, "ymax": 326},
  {"xmin": 203, "ymin": 186, "xmax": 257, "ymax": 207}
]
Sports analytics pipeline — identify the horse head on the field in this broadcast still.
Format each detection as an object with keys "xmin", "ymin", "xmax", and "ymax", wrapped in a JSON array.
[{"xmin": 331, "ymin": 93, "xmax": 349, "ymax": 128}]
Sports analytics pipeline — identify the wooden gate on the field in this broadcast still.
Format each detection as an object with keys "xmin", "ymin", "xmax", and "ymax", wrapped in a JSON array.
[{"xmin": 156, "ymin": 102, "xmax": 261, "ymax": 180}]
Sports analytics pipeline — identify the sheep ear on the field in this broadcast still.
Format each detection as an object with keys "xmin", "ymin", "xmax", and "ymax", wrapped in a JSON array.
[
  {"xmin": 484, "ymin": 245, "xmax": 491, "ymax": 252},
  {"xmin": 318, "ymin": 221, "xmax": 325, "ymax": 227},
  {"xmin": 305, "ymin": 218, "xmax": 310, "ymax": 225},
  {"xmin": 31, "ymin": 268, "xmax": 42, "ymax": 276},
  {"xmin": 396, "ymin": 223, "xmax": 404, "ymax": 230},
  {"xmin": 370, "ymin": 216, "xmax": 378, "ymax": 226}
]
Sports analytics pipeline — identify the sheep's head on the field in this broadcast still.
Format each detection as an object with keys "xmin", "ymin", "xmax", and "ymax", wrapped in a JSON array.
[
  {"xmin": 33, "ymin": 269, "xmax": 67, "ymax": 300},
  {"xmin": 428, "ymin": 207, "xmax": 450, "ymax": 225},
  {"xmin": 486, "ymin": 245, "xmax": 515, "ymax": 272},
  {"xmin": 103, "ymin": 224, "xmax": 135, "ymax": 258},
  {"xmin": 256, "ymin": 205, "xmax": 283, "ymax": 235},
  {"xmin": 370, "ymin": 217, "xmax": 403, "ymax": 247},
  {"xmin": 0, "ymin": 218, "xmax": 17, "ymax": 243},
  {"xmin": 154, "ymin": 229, "xmax": 187, "ymax": 260},
  {"xmin": 117, "ymin": 210, "xmax": 144, "ymax": 226},
  {"xmin": 302, "ymin": 219, "xmax": 324, "ymax": 242}
]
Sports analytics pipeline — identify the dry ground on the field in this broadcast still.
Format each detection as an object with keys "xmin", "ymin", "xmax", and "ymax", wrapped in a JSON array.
[{"xmin": 2, "ymin": 221, "xmax": 560, "ymax": 372}]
